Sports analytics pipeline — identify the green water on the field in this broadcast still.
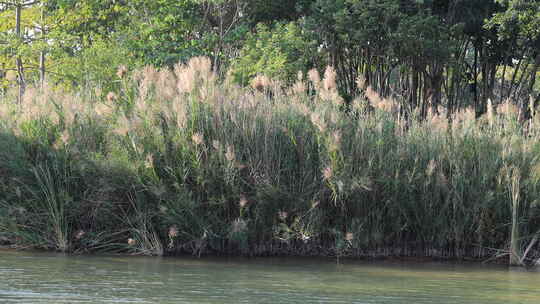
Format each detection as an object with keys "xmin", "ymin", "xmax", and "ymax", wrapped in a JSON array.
[{"xmin": 1, "ymin": 250, "xmax": 539, "ymax": 303}]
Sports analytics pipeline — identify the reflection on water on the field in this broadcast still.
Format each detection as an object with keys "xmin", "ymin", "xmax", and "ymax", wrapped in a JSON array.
[{"xmin": 1, "ymin": 250, "xmax": 539, "ymax": 303}]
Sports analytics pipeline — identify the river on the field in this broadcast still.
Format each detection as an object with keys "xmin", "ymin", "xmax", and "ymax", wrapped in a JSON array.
[{"xmin": 1, "ymin": 250, "xmax": 539, "ymax": 303}]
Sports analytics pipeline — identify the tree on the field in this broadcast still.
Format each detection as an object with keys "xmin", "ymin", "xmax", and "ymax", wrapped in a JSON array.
[
  {"xmin": 242, "ymin": 0, "xmax": 307, "ymax": 25},
  {"xmin": 488, "ymin": 0, "xmax": 540, "ymax": 109},
  {"xmin": 44, "ymin": 0, "xmax": 248, "ymax": 71},
  {"xmin": 231, "ymin": 22, "xmax": 319, "ymax": 85},
  {"xmin": 0, "ymin": 1, "xmax": 42, "ymax": 101}
]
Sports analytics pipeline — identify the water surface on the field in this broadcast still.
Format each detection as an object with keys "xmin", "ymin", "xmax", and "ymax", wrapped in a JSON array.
[{"xmin": 1, "ymin": 250, "xmax": 539, "ymax": 303}]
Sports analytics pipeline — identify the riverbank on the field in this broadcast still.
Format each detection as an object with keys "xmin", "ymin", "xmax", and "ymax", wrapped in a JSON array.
[
  {"xmin": 0, "ymin": 245, "xmax": 519, "ymax": 268},
  {"xmin": 0, "ymin": 237, "xmax": 533, "ymax": 267},
  {"xmin": 1, "ymin": 58, "xmax": 540, "ymax": 265}
]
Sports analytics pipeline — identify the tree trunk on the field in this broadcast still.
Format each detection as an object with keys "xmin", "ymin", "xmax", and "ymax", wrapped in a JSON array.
[
  {"xmin": 39, "ymin": 5, "xmax": 45, "ymax": 87},
  {"xmin": 528, "ymin": 54, "xmax": 540, "ymax": 93},
  {"xmin": 15, "ymin": 4, "xmax": 25, "ymax": 103},
  {"xmin": 411, "ymin": 67, "xmax": 419, "ymax": 109},
  {"xmin": 39, "ymin": 51, "xmax": 45, "ymax": 86},
  {"xmin": 473, "ymin": 47, "xmax": 479, "ymax": 112}
]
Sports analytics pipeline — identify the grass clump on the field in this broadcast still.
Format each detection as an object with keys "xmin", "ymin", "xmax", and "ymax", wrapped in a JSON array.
[{"xmin": 1, "ymin": 57, "xmax": 540, "ymax": 265}]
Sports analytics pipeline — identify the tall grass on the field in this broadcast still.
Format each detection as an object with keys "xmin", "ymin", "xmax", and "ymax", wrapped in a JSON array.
[{"xmin": 1, "ymin": 57, "xmax": 539, "ymax": 264}]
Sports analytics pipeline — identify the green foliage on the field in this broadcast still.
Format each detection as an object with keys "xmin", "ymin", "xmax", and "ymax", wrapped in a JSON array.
[
  {"xmin": 49, "ymin": 38, "xmax": 132, "ymax": 91},
  {"xmin": 489, "ymin": 0, "xmax": 540, "ymax": 45},
  {"xmin": 117, "ymin": 0, "xmax": 205, "ymax": 66},
  {"xmin": 231, "ymin": 22, "xmax": 319, "ymax": 85},
  {"xmin": 393, "ymin": 12, "xmax": 453, "ymax": 65},
  {"xmin": 243, "ymin": 0, "xmax": 306, "ymax": 24},
  {"xmin": 1, "ymin": 0, "xmax": 537, "ymax": 112}
]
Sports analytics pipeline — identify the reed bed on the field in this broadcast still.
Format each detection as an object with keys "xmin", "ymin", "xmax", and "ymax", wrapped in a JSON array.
[{"xmin": 1, "ymin": 57, "xmax": 539, "ymax": 265}]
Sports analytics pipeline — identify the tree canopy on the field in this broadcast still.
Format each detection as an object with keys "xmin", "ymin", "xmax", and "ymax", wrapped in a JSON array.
[{"xmin": 0, "ymin": 0, "xmax": 539, "ymax": 115}]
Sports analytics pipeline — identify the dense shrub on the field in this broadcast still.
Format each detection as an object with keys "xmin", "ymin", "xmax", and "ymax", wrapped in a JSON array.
[{"xmin": 1, "ymin": 57, "xmax": 540, "ymax": 265}]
